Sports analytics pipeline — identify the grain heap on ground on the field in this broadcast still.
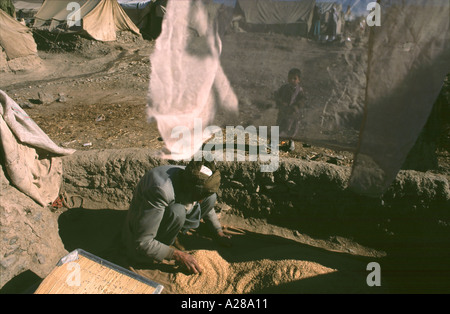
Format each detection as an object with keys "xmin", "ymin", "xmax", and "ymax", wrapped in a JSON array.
[{"xmin": 173, "ymin": 250, "xmax": 336, "ymax": 294}]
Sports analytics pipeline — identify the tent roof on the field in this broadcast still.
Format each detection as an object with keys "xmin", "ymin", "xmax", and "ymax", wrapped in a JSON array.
[
  {"xmin": 237, "ymin": 0, "xmax": 316, "ymax": 25},
  {"xmin": 12, "ymin": 0, "xmax": 43, "ymax": 13},
  {"xmin": 34, "ymin": 0, "xmax": 140, "ymax": 41}
]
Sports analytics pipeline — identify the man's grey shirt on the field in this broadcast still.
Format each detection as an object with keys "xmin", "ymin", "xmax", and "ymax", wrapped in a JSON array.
[{"xmin": 122, "ymin": 165, "xmax": 221, "ymax": 262}]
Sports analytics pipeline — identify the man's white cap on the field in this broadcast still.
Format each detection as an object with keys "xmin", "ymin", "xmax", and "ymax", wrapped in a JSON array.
[{"xmin": 200, "ymin": 165, "xmax": 213, "ymax": 177}]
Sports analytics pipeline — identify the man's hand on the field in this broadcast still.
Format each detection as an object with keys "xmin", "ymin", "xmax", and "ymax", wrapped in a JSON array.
[
  {"xmin": 216, "ymin": 230, "xmax": 232, "ymax": 247},
  {"xmin": 172, "ymin": 250, "xmax": 202, "ymax": 274}
]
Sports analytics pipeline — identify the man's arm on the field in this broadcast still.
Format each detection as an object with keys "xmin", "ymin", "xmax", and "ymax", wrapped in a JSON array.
[
  {"xmin": 204, "ymin": 209, "xmax": 222, "ymax": 233},
  {"xmin": 199, "ymin": 194, "xmax": 222, "ymax": 232},
  {"xmin": 136, "ymin": 199, "xmax": 203, "ymax": 273},
  {"xmin": 135, "ymin": 186, "xmax": 174, "ymax": 262},
  {"xmin": 201, "ymin": 194, "xmax": 232, "ymax": 246},
  {"xmin": 204, "ymin": 209, "xmax": 232, "ymax": 247}
]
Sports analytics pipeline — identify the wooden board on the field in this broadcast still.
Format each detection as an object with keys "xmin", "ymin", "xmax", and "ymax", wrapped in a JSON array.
[{"xmin": 34, "ymin": 249, "xmax": 163, "ymax": 294}]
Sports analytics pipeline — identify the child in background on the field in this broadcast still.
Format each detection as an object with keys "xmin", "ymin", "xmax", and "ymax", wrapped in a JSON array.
[{"xmin": 274, "ymin": 68, "xmax": 306, "ymax": 152}]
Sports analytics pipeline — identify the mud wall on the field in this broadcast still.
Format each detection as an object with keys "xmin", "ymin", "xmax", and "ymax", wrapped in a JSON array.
[{"xmin": 61, "ymin": 148, "xmax": 450, "ymax": 238}]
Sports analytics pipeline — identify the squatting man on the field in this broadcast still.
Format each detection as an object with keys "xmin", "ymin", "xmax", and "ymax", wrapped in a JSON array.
[{"xmin": 122, "ymin": 159, "xmax": 231, "ymax": 274}]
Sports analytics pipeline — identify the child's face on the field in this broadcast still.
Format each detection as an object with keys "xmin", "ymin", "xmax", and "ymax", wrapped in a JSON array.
[{"xmin": 288, "ymin": 74, "xmax": 300, "ymax": 87}]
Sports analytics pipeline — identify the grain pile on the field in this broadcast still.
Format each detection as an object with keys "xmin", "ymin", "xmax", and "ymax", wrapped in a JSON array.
[{"xmin": 173, "ymin": 250, "xmax": 337, "ymax": 294}]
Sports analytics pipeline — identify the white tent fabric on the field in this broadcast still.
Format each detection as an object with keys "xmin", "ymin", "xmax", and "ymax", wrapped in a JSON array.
[
  {"xmin": 33, "ymin": 0, "xmax": 141, "ymax": 41},
  {"xmin": 0, "ymin": 90, "xmax": 76, "ymax": 206},
  {"xmin": 147, "ymin": 0, "xmax": 450, "ymax": 196}
]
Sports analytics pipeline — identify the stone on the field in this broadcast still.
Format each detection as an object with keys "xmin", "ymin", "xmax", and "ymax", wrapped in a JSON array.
[
  {"xmin": 57, "ymin": 93, "xmax": 67, "ymax": 103},
  {"xmin": 37, "ymin": 91, "xmax": 55, "ymax": 105},
  {"xmin": 230, "ymin": 180, "xmax": 244, "ymax": 189},
  {"xmin": 20, "ymin": 102, "xmax": 33, "ymax": 109}
]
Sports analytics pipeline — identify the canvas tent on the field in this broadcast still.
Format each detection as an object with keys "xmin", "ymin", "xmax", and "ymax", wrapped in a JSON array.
[
  {"xmin": 235, "ymin": 0, "xmax": 316, "ymax": 37},
  {"xmin": 0, "ymin": 8, "xmax": 37, "ymax": 60},
  {"xmin": 33, "ymin": 0, "xmax": 141, "ymax": 41},
  {"xmin": 0, "ymin": 7, "xmax": 41, "ymax": 72}
]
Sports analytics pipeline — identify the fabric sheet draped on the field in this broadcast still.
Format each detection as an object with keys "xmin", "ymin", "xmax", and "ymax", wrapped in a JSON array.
[
  {"xmin": 146, "ymin": 0, "xmax": 450, "ymax": 196},
  {"xmin": 0, "ymin": 90, "xmax": 76, "ymax": 206}
]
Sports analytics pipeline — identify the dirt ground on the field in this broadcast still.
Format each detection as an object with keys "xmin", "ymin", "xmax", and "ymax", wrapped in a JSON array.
[
  {"xmin": 2, "ymin": 29, "xmax": 450, "ymax": 294},
  {"xmin": 55, "ymin": 206, "xmax": 390, "ymax": 294}
]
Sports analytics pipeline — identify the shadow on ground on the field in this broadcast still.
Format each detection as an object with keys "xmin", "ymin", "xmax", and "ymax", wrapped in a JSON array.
[{"xmin": 51, "ymin": 208, "xmax": 450, "ymax": 294}]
